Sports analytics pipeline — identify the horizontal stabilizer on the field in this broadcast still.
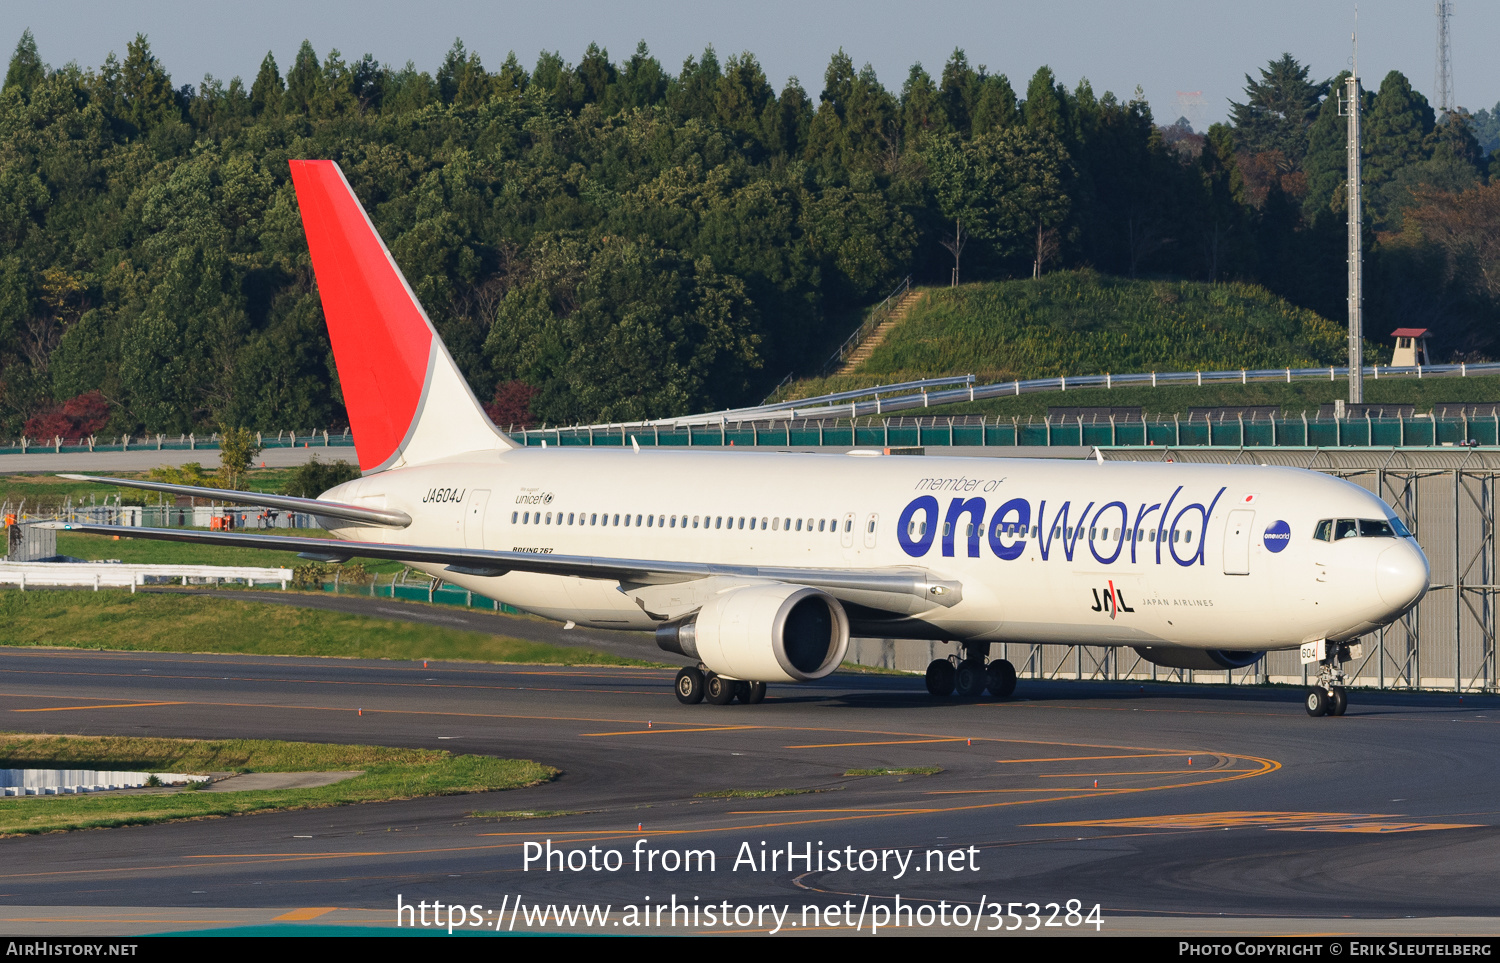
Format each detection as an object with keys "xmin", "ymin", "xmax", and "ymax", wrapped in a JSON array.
[{"xmin": 59, "ymin": 474, "xmax": 411, "ymax": 528}]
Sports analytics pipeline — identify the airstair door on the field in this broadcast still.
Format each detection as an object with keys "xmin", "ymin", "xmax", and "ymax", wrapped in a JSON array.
[
  {"xmin": 465, "ymin": 490, "xmax": 491, "ymax": 549},
  {"xmin": 1223, "ymin": 509, "xmax": 1254, "ymax": 575}
]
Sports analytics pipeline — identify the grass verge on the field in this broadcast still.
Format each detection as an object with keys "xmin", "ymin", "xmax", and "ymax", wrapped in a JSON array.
[
  {"xmin": 0, "ymin": 590, "xmax": 658, "ymax": 665},
  {"xmin": 0, "ymin": 732, "xmax": 555, "ymax": 836},
  {"xmin": 843, "ymin": 767, "xmax": 943, "ymax": 777},
  {"xmin": 693, "ymin": 788, "xmax": 835, "ymax": 799},
  {"xmin": 467, "ymin": 809, "xmax": 585, "ymax": 820},
  {"xmin": 852, "ymin": 272, "xmax": 1349, "ymax": 382}
]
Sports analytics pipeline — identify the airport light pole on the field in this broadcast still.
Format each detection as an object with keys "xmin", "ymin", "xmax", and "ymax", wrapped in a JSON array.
[{"xmin": 1344, "ymin": 66, "xmax": 1364, "ymax": 404}]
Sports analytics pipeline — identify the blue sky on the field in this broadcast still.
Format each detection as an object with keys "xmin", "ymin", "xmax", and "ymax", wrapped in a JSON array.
[{"xmin": 8, "ymin": 1, "xmax": 1497, "ymax": 127}]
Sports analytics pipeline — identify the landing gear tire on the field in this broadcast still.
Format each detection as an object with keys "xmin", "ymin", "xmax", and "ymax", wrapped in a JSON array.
[
  {"xmin": 738, "ymin": 681, "xmax": 767, "ymax": 705},
  {"xmin": 955, "ymin": 661, "xmax": 987, "ymax": 698},
  {"xmin": 704, "ymin": 673, "xmax": 737, "ymax": 706},
  {"xmin": 925, "ymin": 659, "xmax": 956, "ymax": 697},
  {"xmin": 986, "ymin": 659, "xmax": 1017, "ymax": 699},
  {"xmin": 674, "ymin": 666, "xmax": 705, "ymax": 705},
  {"xmin": 1329, "ymin": 688, "xmax": 1348, "ymax": 716},
  {"xmin": 1305, "ymin": 687, "xmax": 1330, "ymax": 717}
]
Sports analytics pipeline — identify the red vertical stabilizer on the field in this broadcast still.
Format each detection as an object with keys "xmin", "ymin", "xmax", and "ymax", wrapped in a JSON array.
[{"xmin": 289, "ymin": 159, "xmax": 512, "ymax": 472}]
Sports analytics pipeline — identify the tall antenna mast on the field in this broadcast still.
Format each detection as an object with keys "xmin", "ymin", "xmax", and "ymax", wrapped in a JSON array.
[
  {"xmin": 1436, "ymin": 0, "xmax": 1454, "ymax": 113},
  {"xmin": 1344, "ymin": 17, "xmax": 1364, "ymax": 404}
]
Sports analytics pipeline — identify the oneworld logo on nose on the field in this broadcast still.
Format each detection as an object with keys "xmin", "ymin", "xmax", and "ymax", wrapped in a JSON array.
[{"xmin": 1263, "ymin": 519, "xmax": 1291, "ymax": 553}]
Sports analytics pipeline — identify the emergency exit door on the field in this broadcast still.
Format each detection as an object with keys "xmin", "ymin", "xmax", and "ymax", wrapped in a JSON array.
[
  {"xmin": 464, "ymin": 490, "xmax": 490, "ymax": 548},
  {"xmin": 1223, "ymin": 509, "xmax": 1254, "ymax": 575}
]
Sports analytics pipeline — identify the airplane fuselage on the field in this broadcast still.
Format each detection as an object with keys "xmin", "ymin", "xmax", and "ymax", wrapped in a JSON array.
[{"xmin": 322, "ymin": 448, "xmax": 1430, "ymax": 655}]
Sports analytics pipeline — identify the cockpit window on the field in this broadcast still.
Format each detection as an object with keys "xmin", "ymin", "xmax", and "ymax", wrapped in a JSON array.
[{"xmin": 1316, "ymin": 517, "xmax": 1411, "ymax": 541}]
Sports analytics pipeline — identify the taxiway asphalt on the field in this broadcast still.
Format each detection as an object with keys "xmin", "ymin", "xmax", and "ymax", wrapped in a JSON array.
[{"xmin": 2, "ymin": 637, "xmax": 1499, "ymax": 936}]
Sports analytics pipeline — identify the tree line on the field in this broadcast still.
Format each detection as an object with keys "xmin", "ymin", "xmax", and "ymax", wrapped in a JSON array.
[{"xmin": 0, "ymin": 32, "xmax": 1496, "ymax": 437}]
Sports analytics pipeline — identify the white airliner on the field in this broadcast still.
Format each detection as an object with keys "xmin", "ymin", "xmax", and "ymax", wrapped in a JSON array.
[{"xmin": 67, "ymin": 160, "xmax": 1431, "ymax": 717}]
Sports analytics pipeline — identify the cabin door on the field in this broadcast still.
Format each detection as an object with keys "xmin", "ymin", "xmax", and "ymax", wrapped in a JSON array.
[
  {"xmin": 464, "ymin": 490, "xmax": 491, "ymax": 549},
  {"xmin": 1223, "ymin": 509, "xmax": 1254, "ymax": 575}
]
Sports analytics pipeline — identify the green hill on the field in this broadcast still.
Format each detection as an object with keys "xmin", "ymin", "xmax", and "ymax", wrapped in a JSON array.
[{"xmin": 788, "ymin": 270, "xmax": 1357, "ymax": 399}]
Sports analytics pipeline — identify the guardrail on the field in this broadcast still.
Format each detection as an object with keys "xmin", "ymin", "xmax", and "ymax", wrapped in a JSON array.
[
  {"xmin": 815, "ymin": 275, "xmax": 913, "ymax": 378},
  {"xmin": 530, "ymin": 359, "xmax": 1500, "ymax": 442},
  {"xmin": 514, "ymin": 409, "xmax": 1500, "ymax": 451},
  {"xmin": 0, "ymin": 562, "xmax": 292, "ymax": 591},
  {"xmin": 1, "ymin": 429, "xmax": 355, "ymax": 457}
]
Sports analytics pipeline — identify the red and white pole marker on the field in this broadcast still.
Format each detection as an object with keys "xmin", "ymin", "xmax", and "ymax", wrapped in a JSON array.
[
  {"xmin": 647, "ymin": 721, "xmax": 652, "ymax": 729},
  {"xmin": 966, "ymin": 738, "xmax": 971, "ymax": 746},
  {"xmin": 1188, "ymin": 757, "xmax": 1192, "ymax": 766},
  {"xmin": 423, "ymin": 660, "xmax": 428, "ymax": 668},
  {"xmin": 358, "ymin": 708, "xmax": 362, "ymax": 716},
  {"xmin": 1093, "ymin": 779, "xmax": 1099, "ymax": 788},
  {"xmin": 638, "ymin": 823, "xmax": 643, "ymax": 831}
]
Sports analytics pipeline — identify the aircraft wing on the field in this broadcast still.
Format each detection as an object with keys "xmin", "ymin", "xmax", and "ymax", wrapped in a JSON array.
[
  {"xmin": 61, "ymin": 523, "xmax": 963, "ymax": 609},
  {"xmin": 58, "ymin": 474, "xmax": 410, "ymax": 528}
]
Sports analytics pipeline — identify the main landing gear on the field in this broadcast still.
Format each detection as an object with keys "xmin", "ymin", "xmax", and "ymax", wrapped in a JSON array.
[
  {"xmin": 1305, "ymin": 643, "xmax": 1354, "ymax": 717},
  {"xmin": 926, "ymin": 643, "xmax": 1016, "ymax": 700},
  {"xmin": 675, "ymin": 665, "xmax": 766, "ymax": 706}
]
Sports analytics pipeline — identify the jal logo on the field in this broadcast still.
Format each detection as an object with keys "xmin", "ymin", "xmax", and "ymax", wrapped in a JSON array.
[
  {"xmin": 1089, "ymin": 582, "xmax": 1135, "ymax": 619},
  {"xmin": 1263, "ymin": 519, "xmax": 1291, "ymax": 553}
]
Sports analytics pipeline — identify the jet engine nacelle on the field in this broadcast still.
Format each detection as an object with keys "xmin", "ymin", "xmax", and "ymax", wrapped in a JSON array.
[
  {"xmin": 1133, "ymin": 646, "xmax": 1264, "ymax": 671},
  {"xmin": 656, "ymin": 583, "xmax": 850, "ymax": 684}
]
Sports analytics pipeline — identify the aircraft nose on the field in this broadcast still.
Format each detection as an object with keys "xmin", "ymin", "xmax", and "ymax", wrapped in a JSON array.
[{"xmin": 1376, "ymin": 542, "xmax": 1429, "ymax": 612}]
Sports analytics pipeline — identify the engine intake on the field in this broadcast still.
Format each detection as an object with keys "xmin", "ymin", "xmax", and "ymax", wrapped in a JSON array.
[
  {"xmin": 1133, "ymin": 646, "xmax": 1264, "ymax": 671},
  {"xmin": 656, "ymin": 583, "xmax": 850, "ymax": 683}
]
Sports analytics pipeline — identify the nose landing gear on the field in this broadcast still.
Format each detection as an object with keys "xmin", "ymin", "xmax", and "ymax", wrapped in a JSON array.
[
  {"xmin": 1306, "ymin": 642, "xmax": 1356, "ymax": 717},
  {"xmin": 927, "ymin": 643, "xmax": 1017, "ymax": 700}
]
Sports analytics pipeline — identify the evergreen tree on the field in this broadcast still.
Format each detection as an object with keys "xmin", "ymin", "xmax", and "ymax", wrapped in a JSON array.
[
  {"xmin": 1301, "ymin": 71, "xmax": 1354, "ymax": 219},
  {"xmin": 284, "ymin": 40, "xmax": 320, "ymax": 114},
  {"xmin": 899, "ymin": 64, "xmax": 946, "ymax": 141},
  {"xmin": 1228, "ymin": 53, "xmax": 1326, "ymax": 165},
  {"xmin": 971, "ymin": 73, "xmax": 1017, "ymax": 135},
  {"xmin": 768, "ymin": 77, "xmax": 812, "ymax": 157},
  {"xmin": 494, "ymin": 52, "xmax": 528, "ymax": 99},
  {"xmin": 121, "ymin": 34, "xmax": 178, "ymax": 133},
  {"xmin": 715, "ymin": 53, "xmax": 774, "ymax": 146},
  {"xmin": 575, "ymin": 43, "xmax": 616, "ymax": 107},
  {"xmin": 939, "ymin": 49, "xmax": 977, "ymax": 135},
  {"xmin": 615, "ymin": 41, "xmax": 664, "ymax": 110},
  {"xmin": 670, "ymin": 47, "xmax": 720, "ymax": 122},
  {"xmin": 3, "ymin": 29, "xmax": 45, "ymax": 100},
  {"xmin": 438, "ymin": 39, "xmax": 489, "ymax": 106},
  {"xmin": 1023, "ymin": 66, "xmax": 1069, "ymax": 138},
  {"xmin": 248, "ymin": 52, "xmax": 283, "ymax": 116},
  {"xmin": 1364, "ymin": 69, "xmax": 1435, "ymax": 213}
]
